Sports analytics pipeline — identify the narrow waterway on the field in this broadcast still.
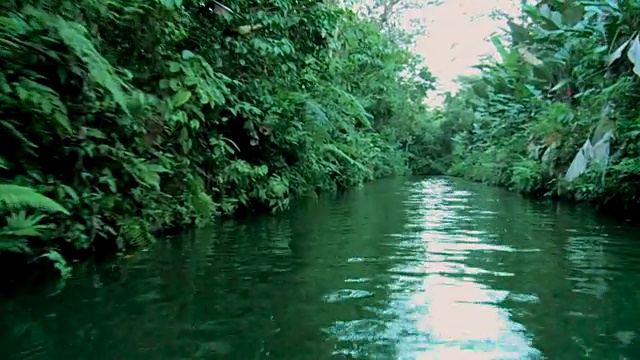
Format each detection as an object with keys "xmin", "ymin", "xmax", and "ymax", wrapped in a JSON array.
[{"xmin": 1, "ymin": 177, "xmax": 639, "ymax": 359}]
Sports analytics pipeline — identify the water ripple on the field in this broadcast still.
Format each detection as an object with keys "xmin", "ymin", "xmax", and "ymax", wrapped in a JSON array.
[
  {"xmin": 3, "ymin": 177, "xmax": 640, "ymax": 360},
  {"xmin": 320, "ymin": 178, "xmax": 545, "ymax": 359}
]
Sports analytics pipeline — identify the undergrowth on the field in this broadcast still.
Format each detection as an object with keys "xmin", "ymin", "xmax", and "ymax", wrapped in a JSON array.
[
  {"xmin": 0, "ymin": 0, "xmax": 446, "ymax": 278},
  {"xmin": 441, "ymin": 0, "xmax": 640, "ymax": 216}
]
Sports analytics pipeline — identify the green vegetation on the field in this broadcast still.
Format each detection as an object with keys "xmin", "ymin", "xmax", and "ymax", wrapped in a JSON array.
[
  {"xmin": 0, "ymin": 0, "xmax": 444, "ymax": 277},
  {"xmin": 12, "ymin": 0, "xmax": 640, "ymax": 280},
  {"xmin": 442, "ymin": 0, "xmax": 640, "ymax": 212}
]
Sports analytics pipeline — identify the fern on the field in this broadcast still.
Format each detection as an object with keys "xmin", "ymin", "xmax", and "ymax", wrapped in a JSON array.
[
  {"xmin": 40, "ymin": 249, "xmax": 71, "ymax": 279},
  {"xmin": 57, "ymin": 22, "xmax": 130, "ymax": 113},
  {"xmin": 304, "ymin": 98, "xmax": 329, "ymax": 125},
  {"xmin": 0, "ymin": 236, "xmax": 29, "ymax": 253},
  {"xmin": 0, "ymin": 118, "xmax": 38, "ymax": 153},
  {"xmin": 0, "ymin": 211, "xmax": 55, "ymax": 254},
  {"xmin": 187, "ymin": 175, "xmax": 215, "ymax": 221},
  {"xmin": 321, "ymin": 144, "xmax": 370, "ymax": 174},
  {"xmin": 117, "ymin": 217, "xmax": 153, "ymax": 249},
  {"xmin": 124, "ymin": 158, "xmax": 168, "ymax": 189},
  {"xmin": 4, "ymin": 211, "xmax": 53, "ymax": 237},
  {"xmin": 22, "ymin": 7, "xmax": 132, "ymax": 114},
  {"xmin": 324, "ymin": 83, "xmax": 373, "ymax": 127},
  {"xmin": 15, "ymin": 78, "xmax": 71, "ymax": 133},
  {"xmin": 0, "ymin": 184, "xmax": 70, "ymax": 214}
]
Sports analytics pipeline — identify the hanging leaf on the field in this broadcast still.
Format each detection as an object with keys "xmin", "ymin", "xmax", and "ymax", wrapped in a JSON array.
[
  {"xmin": 562, "ymin": 4, "xmax": 585, "ymax": 26},
  {"xmin": 606, "ymin": 37, "xmax": 631, "ymax": 66},
  {"xmin": 518, "ymin": 47, "xmax": 543, "ymax": 66},
  {"xmin": 507, "ymin": 21, "xmax": 533, "ymax": 44},
  {"xmin": 538, "ymin": 4, "xmax": 563, "ymax": 30},
  {"xmin": 549, "ymin": 12, "xmax": 563, "ymax": 28},
  {"xmin": 593, "ymin": 45, "xmax": 609, "ymax": 54},
  {"xmin": 524, "ymin": 84, "xmax": 541, "ymax": 97},
  {"xmin": 626, "ymin": 35, "xmax": 640, "ymax": 77},
  {"xmin": 490, "ymin": 35, "xmax": 509, "ymax": 62},
  {"xmin": 549, "ymin": 79, "xmax": 570, "ymax": 92}
]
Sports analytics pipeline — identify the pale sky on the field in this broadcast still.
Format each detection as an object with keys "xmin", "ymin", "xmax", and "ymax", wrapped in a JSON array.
[{"xmin": 403, "ymin": 0, "xmax": 521, "ymax": 106}]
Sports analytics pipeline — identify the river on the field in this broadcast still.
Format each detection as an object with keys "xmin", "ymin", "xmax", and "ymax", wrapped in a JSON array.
[{"xmin": 1, "ymin": 177, "xmax": 639, "ymax": 359}]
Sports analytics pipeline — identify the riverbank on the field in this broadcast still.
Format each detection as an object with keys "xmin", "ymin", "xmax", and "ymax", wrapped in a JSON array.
[
  {"xmin": 0, "ymin": 1, "xmax": 444, "ymax": 278},
  {"xmin": 439, "ymin": 2, "xmax": 640, "ymax": 214}
]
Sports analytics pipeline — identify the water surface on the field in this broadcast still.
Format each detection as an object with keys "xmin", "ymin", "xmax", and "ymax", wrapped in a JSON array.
[{"xmin": 2, "ymin": 177, "xmax": 639, "ymax": 359}]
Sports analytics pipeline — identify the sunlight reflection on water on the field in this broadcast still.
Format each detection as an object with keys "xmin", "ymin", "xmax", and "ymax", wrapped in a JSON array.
[{"xmin": 331, "ymin": 178, "xmax": 543, "ymax": 359}]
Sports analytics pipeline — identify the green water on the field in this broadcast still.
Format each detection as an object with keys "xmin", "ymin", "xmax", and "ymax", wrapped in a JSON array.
[{"xmin": 1, "ymin": 177, "xmax": 639, "ymax": 359}]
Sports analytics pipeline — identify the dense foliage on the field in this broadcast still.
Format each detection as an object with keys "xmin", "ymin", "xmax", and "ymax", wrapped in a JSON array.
[
  {"xmin": 442, "ymin": 0, "xmax": 640, "ymax": 211},
  {"xmin": 0, "ymin": 0, "xmax": 443, "ymax": 276}
]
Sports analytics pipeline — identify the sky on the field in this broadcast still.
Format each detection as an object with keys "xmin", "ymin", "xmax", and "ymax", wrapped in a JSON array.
[{"xmin": 403, "ymin": 0, "xmax": 521, "ymax": 106}]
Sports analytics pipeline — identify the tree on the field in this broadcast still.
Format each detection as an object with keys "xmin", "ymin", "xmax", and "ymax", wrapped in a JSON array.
[{"xmin": 354, "ymin": 0, "xmax": 442, "ymax": 34}]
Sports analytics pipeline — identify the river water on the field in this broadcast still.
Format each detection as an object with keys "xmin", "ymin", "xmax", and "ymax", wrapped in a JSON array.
[{"xmin": 1, "ymin": 177, "xmax": 639, "ymax": 359}]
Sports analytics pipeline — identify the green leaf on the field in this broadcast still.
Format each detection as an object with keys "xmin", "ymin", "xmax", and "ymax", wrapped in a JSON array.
[
  {"xmin": 0, "ymin": 184, "xmax": 70, "ymax": 215},
  {"xmin": 490, "ymin": 35, "xmax": 509, "ymax": 62},
  {"xmin": 184, "ymin": 76, "xmax": 198, "ymax": 86},
  {"xmin": 538, "ymin": 4, "xmax": 563, "ymax": 29},
  {"xmin": 159, "ymin": 79, "xmax": 170, "ymax": 89},
  {"xmin": 606, "ymin": 37, "xmax": 631, "ymax": 67},
  {"xmin": 169, "ymin": 79, "xmax": 181, "ymax": 91},
  {"xmin": 53, "ymin": 17, "xmax": 131, "ymax": 115},
  {"xmin": 562, "ymin": 4, "xmax": 585, "ymax": 26},
  {"xmin": 169, "ymin": 62, "xmax": 181, "ymax": 73},
  {"xmin": 171, "ymin": 90, "xmax": 192, "ymax": 107},
  {"xmin": 507, "ymin": 21, "xmax": 532, "ymax": 44},
  {"xmin": 626, "ymin": 36, "xmax": 640, "ymax": 78},
  {"xmin": 182, "ymin": 50, "xmax": 196, "ymax": 59},
  {"xmin": 85, "ymin": 128, "xmax": 107, "ymax": 139},
  {"xmin": 161, "ymin": 0, "xmax": 182, "ymax": 8},
  {"xmin": 549, "ymin": 79, "xmax": 570, "ymax": 92}
]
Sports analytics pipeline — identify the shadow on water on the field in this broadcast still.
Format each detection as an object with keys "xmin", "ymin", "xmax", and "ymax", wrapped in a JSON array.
[{"xmin": 1, "ymin": 176, "xmax": 640, "ymax": 359}]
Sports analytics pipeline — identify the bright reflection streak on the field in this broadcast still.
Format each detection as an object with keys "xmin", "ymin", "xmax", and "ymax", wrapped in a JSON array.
[{"xmin": 384, "ymin": 179, "xmax": 542, "ymax": 359}]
